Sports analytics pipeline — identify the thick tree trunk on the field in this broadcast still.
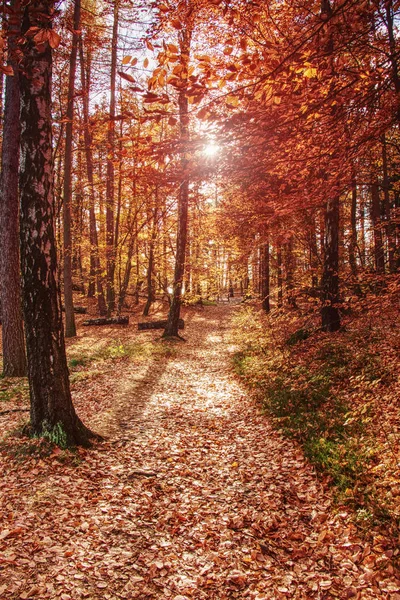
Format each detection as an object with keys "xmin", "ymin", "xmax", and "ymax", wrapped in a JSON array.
[
  {"xmin": 163, "ymin": 21, "xmax": 192, "ymax": 339},
  {"xmin": 62, "ymin": 0, "xmax": 81, "ymax": 338},
  {"xmin": 320, "ymin": 0, "xmax": 340, "ymax": 332},
  {"xmin": 0, "ymin": 0, "xmax": 27, "ymax": 377},
  {"xmin": 321, "ymin": 196, "xmax": 341, "ymax": 332},
  {"xmin": 19, "ymin": 0, "xmax": 97, "ymax": 447}
]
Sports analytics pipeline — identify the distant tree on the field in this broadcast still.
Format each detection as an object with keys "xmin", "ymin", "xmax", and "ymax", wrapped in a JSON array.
[
  {"xmin": 163, "ymin": 2, "xmax": 193, "ymax": 338},
  {"xmin": 19, "ymin": 0, "xmax": 97, "ymax": 446},
  {"xmin": 62, "ymin": 0, "xmax": 82, "ymax": 338},
  {"xmin": 0, "ymin": 0, "xmax": 27, "ymax": 377}
]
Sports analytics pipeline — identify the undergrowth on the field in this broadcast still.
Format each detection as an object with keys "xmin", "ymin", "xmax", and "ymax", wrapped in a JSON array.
[
  {"xmin": 68, "ymin": 338, "xmax": 175, "ymax": 377},
  {"xmin": 232, "ymin": 302, "xmax": 400, "ymax": 532}
]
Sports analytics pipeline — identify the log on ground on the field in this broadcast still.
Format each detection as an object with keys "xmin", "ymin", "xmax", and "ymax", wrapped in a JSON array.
[
  {"xmin": 83, "ymin": 317, "xmax": 129, "ymax": 326},
  {"xmin": 62, "ymin": 305, "xmax": 87, "ymax": 314},
  {"xmin": 138, "ymin": 319, "xmax": 184, "ymax": 331}
]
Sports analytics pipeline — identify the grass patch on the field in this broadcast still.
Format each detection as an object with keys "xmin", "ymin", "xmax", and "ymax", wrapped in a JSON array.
[
  {"xmin": 231, "ymin": 305, "xmax": 395, "ymax": 525},
  {"xmin": 0, "ymin": 380, "xmax": 29, "ymax": 404},
  {"xmin": 68, "ymin": 339, "xmax": 175, "ymax": 375}
]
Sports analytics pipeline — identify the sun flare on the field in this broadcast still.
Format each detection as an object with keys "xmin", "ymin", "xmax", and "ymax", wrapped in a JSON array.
[{"xmin": 203, "ymin": 141, "xmax": 220, "ymax": 158}]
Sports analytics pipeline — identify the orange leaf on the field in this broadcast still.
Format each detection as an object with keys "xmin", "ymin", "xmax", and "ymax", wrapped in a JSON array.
[{"xmin": 48, "ymin": 30, "xmax": 61, "ymax": 49}]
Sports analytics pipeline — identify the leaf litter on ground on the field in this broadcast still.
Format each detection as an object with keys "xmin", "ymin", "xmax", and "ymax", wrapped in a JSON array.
[{"xmin": 0, "ymin": 303, "xmax": 399, "ymax": 599}]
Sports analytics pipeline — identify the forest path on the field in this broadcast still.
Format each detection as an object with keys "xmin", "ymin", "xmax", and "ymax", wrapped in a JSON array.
[
  {"xmin": 88, "ymin": 303, "xmax": 398, "ymax": 599},
  {"xmin": 1, "ymin": 303, "xmax": 399, "ymax": 599}
]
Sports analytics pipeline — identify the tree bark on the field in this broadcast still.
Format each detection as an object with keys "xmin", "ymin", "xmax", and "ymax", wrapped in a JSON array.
[
  {"xmin": 143, "ymin": 189, "xmax": 159, "ymax": 317},
  {"xmin": 105, "ymin": 0, "xmax": 119, "ymax": 315},
  {"xmin": 62, "ymin": 0, "xmax": 81, "ymax": 338},
  {"xmin": 163, "ymin": 16, "xmax": 193, "ymax": 338},
  {"xmin": 381, "ymin": 136, "xmax": 395, "ymax": 272},
  {"xmin": 79, "ymin": 38, "xmax": 107, "ymax": 316},
  {"xmin": 321, "ymin": 196, "xmax": 341, "ymax": 331},
  {"xmin": 0, "ymin": 0, "xmax": 27, "ymax": 377},
  {"xmin": 277, "ymin": 240, "xmax": 283, "ymax": 307},
  {"xmin": 19, "ymin": 0, "xmax": 97, "ymax": 447},
  {"xmin": 320, "ymin": 0, "xmax": 340, "ymax": 332},
  {"xmin": 260, "ymin": 236, "xmax": 270, "ymax": 313},
  {"xmin": 371, "ymin": 182, "xmax": 385, "ymax": 273},
  {"xmin": 349, "ymin": 178, "xmax": 358, "ymax": 277}
]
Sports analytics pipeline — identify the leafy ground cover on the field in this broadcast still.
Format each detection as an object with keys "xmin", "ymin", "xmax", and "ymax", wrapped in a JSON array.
[
  {"xmin": 232, "ymin": 290, "xmax": 400, "ymax": 536},
  {"xmin": 0, "ymin": 303, "xmax": 399, "ymax": 599}
]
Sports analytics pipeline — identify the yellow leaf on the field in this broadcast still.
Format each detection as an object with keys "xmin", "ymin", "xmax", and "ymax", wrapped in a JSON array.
[
  {"xmin": 167, "ymin": 43, "xmax": 179, "ymax": 54},
  {"xmin": 304, "ymin": 67, "xmax": 317, "ymax": 78},
  {"xmin": 231, "ymin": 462, "xmax": 238, "ymax": 467},
  {"xmin": 226, "ymin": 95, "xmax": 239, "ymax": 107},
  {"xmin": 143, "ymin": 57, "xmax": 149, "ymax": 69},
  {"xmin": 122, "ymin": 55, "xmax": 132, "ymax": 65}
]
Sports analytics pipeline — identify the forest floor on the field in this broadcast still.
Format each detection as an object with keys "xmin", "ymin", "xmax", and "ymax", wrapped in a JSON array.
[{"xmin": 0, "ymin": 302, "xmax": 400, "ymax": 599}]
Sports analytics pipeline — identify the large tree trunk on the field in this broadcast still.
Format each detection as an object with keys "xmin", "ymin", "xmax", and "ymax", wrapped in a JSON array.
[
  {"xmin": 62, "ymin": 0, "xmax": 81, "ymax": 338},
  {"xmin": 321, "ymin": 196, "xmax": 340, "ymax": 332},
  {"xmin": 0, "ymin": 0, "xmax": 26, "ymax": 377},
  {"xmin": 163, "ymin": 18, "xmax": 193, "ymax": 339},
  {"xmin": 320, "ymin": 0, "xmax": 340, "ymax": 332},
  {"xmin": 19, "ymin": 0, "xmax": 97, "ymax": 447}
]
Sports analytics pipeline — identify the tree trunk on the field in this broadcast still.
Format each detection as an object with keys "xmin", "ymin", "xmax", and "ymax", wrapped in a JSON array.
[
  {"xmin": 105, "ymin": 0, "xmax": 119, "ymax": 315},
  {"xmin": 260, "ymin": 236, "xmax": 270, "ymax": 313},
  {"xmin": 320, "ymin": 0, "xmax": 340, "ymax": 332},
  {"xmin": 349, "ymin": 178, "xmax": 358, "ymax": 277},
  {"xmin": 277, "ymin": 240, "xmax": 283, "ymax": 307},
  {"xmin": 285, "ymin": 236, "xmax": 296, "ymax": 307},
  {"xmin": 321, "ymin": 196, "xmax": 340, "ymax": 332},
  {"xmin": 163, "ymin": 19, "xmax": 193, "ymax": 339},
  {"xmin": 19, "ymin": 0, "xmax": 97, "ymax": 447},
  {"xmin": 371, "ymin": 182, "xmax": 385, "ymax": 273},
  {"xmin": 79, "ymin": 38, "xmax": 107, "ymax": 316},
  {"xmin": 143, "ymin": 190, "xmax": 159, "ymax": 317},
  {"xmin": 62, "ymin": 0, "xmax": 81, "ymax": 338},
  {"xmin": 0, "ymin": 0, "xmax": 27, "ymax": 377},
  {"xmin": 381, "ymin": 136, "xmax": 395, "ymax": 272}
]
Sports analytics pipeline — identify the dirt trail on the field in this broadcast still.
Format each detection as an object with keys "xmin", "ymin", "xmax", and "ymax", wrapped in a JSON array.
[{"xmin": 1, "ymin": 303, "xmax": 399, "ymax": 599}]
